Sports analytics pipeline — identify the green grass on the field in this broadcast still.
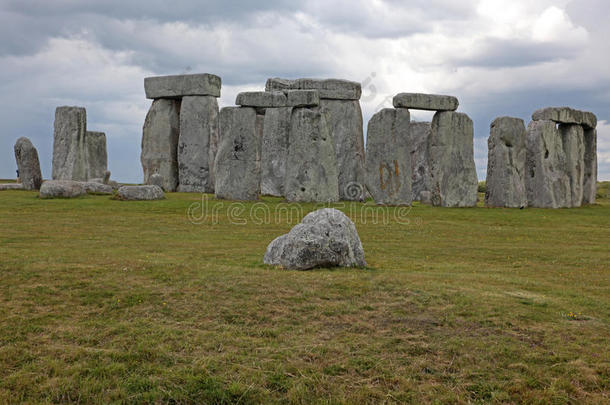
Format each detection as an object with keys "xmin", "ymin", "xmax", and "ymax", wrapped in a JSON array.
[{"xmin": 0, "ymin": 185, "xmax": 609, "ymax": 404}]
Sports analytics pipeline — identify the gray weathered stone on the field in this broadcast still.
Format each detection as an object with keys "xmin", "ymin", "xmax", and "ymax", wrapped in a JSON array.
[
  {"xmin": 559, "ymin": 124, "xmax": 585, "ymax": 207},
  {"xmin": 428, "ymin": 111, "xmax": 478, "ymax": 207},
  {"xmin": 144, "ymin": 73, "xmax": 221, "ymax": 99},
  {"xmin": 0, "ymin": 183, "xmax": 24, "ymax": 191},
  {"xmin": 85, "ymin": 131, "xmax": 107, "ymax": 180},
  {"xmin": 284, "ymin": 108, "xmax": 339, "ymax": 203},
  {"xmin": 408, "ymin": 122, "xmax": 432, "ymax": 201},
  {"xmin": 214, "ymin": 107, "xmax": 262, "ymax": 201},
  {"xmin": 83, "ymin": 182, "xmax": 113, "ymax": 195},
  {"xmin": 118, "ymin": 185, "xmax": 165, "ymax": 201},
  {"xmin": 393, "ymin": 93, "xmax": 459, "ymax": 111},
  {"xmin": 365, "ymin": 108, "xmax": 412, "ymax": 205},
  {"xmin": 532, "ymin": 107, "xmax": 597, "ymax": 129},
  {"xmin": 14, "ymin": 137, "xmax": 42, "ymax": 190},
  {"xmin": 177, "ymin": 96, "xmax": 219, "ymax": 193},
  {"xmin": 261, "ymin": 107, "xmax": 292, "ymax": 196},
  {"xmin": 319, "ymin": 99, "xmax": 366, "ymax": 201},
  {"xmin": 266, "ymin": 78, "xmax": 361, "ymax": 100},
  {"xmin": 419, "ymin": 190, "xmax": 432, "ymax": 205},
  {"xmin": 582, "ymin": 128, "xmax": 597, "ymax": 205},
  {"xmin": 525, "ymin": 120, "xmax": 570, "ymax": 208},
  {"xmin": 286, "ymin": 90, "xmax": 320, "ymax": 107},
  {"xmin": 40, "ymin": 180, "xmax": 87, "ymax": 199},
  {"xmin": 236, "ymin": 91, "xmax": 287, "ymax": 108},
  {"xmin": 53, "ymin": 106, "xmax": 88, "ymax": 181},
  {"xmin": 484, "ymin": 117, "xmax": 527, "ymax": 208},
  {"xmin": 149, "ymin": 173, "xmax": 165, "ymax": 190},
  {"xmin": 141, "ymin": 99, "xmax": 180, "ymax": 192},
  {"xmin": 263, "ymin": 208, "xmax": 366, "ymax": 270}
]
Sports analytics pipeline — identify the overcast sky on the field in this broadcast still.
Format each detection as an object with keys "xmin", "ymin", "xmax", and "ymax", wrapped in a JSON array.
[{"xmin": 1, "ymin": 0, "xmax": 609, "ymax": 182}]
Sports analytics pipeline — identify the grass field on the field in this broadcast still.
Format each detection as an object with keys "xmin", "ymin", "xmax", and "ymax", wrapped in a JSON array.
[{"xmin": 0, "ymin": 183, "xmax": 609, "ymax": 404}]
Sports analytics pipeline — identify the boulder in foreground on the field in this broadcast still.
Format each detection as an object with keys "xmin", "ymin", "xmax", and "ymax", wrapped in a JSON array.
[
  {"xmin": 117, "ymin": 185, "xmax": 165, "ymax": 201},
  {"xmin": 40, "ymin": 180, "xmax": 87, "ymax": 199},
  {"xmin": 264, "ymin": 208, "xmax": 366, "ymax": 270}
]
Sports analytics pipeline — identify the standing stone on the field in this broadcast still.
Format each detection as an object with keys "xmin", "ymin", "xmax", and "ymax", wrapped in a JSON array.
[
  {"xmin": 14, "ymin": 137, "xmax": 42, "ymax": 190},
  {"xmin": 261, "ymin": 107, "xmax": 292, "ymax": 197},
  {"xmin": 365, "ymin": 108, "xmax": 412, "ymax": 205},
  {"xmin": 285, "ymin": 108, "xmax": 339, "ymax": 203},
  {"xmin": 428, "ymin": 111, "xmax": 478, "ymax": 207},
  {"xmin": 177, "ymin": 96, "xmax": 219, "ymax": 193},
  {"xmin": 141, "ymin": 99, "xmax": 181, "ymax": 192},
  {"xmin": 214, "ymin": 107, "xmax": 261, "ymax": 201},
  {"xmin": 525, "ymin": 120, "xmax": 570, "ymax": 208},
  {"xmin": 149, "ymin": 173, "xmax": 164, "ymax": 190},
  {"xmin": 582, "ymin": 128, "xmax": 597, "ymax": 205},
  {"xmin": 319, "ymin": 99, "xmax": 366, "ymax": 200},
  {"xmin": 484, "ymin": 117, "xmax": 527, "ymax": 208},
  {"xmin": 53, "ymin": 106, "xmax": 88, "ymax": 181},
  {"xmin": 559, "ymin": 124, "xmax": 585, "ymax": 207},
  {"xmin": 85, "ymin": 131, "xmax": 107, "ymax": 180},
  {"xmin": 408, "ymin": 122, "xmax": 432, "ymax": 201}
]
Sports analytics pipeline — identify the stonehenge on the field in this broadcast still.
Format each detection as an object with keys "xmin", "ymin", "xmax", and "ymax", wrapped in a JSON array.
[
  {"xmin": 485, "ymin": 117, "xmax": 527, "ymax": 208},
  {"xmin": 14, "ymin": 137, "xmax": 42, "ymax": 190},
  {"xmin": 142, "ymin": 73, "xmax": 221, "ymax": 193},
  {"xmin": 408, "ymin": 122, "xmax": 432, "ymax": 202},
  {"xmin": 118, "ymin": 185, "xmax": 165, "ymax": 201},
  {"xmin": 52, "ymin": 106, "xmax": 108, "ymax": 182}
]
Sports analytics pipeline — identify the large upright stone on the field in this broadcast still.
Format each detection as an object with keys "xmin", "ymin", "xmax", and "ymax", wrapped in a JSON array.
[
  {"xmin": 559, "ymin": 124, "xmax": 585, "ymax": 207},
  {"xmin": 583, "ymin": 128, "xmax": 597, "ymax": 205},
  {"xmin": 525, "ymin": 120, "xmax": 570, "ymax": 208},
  {"xmin": 428, "ymin": 111, "xmax": 478, "ymax": 207},
  {"xmin": 141, "ymin": 99, "xmax": 181, "ymax": 192},
  {"xmin": 393, "ymin": 93, "xmax": 459, "ymax": 111},
  {"xmin": 532, "ymin": 107, "xmax": 597, "ymax": 129},
  {"xmin": 53, "ymin": 106, "xmax": 88, "ymax": 181},
  {"xmin": 261, "ymin": 107, "xmax": 292, "ymax": 197},
  {"xmin": 408, "ymin": 122, "xmax": 431, "ymax": 201},
  {"xmin": 177, "ymin": 96, "xmax": 219, "ymax": 193},
  {"xmin": 285, "ymin": 109, "xmax": 339, "ymax": 203},
  {"xmin": 266, "ymin": 78, "xmax": 361, "ymax": 100},
  {"xmin": 144, "ymin": 73, "xmax": 221, "ymax": 99},
  {"xmin": 365, "ymin": 108, "xmax": 412, "ymax": 205},
  {"xmin": 214, "ymin": 107, "xmax": 262, "ymax": 201},
  {"xmin": 484, "ymin": 117, "xmax": 527, "ymax": 208},
  {"xmin": 14, "ymin": 137, "xmax": 42, "ymax": 190},
  {"xmin": 85, "ymin": 131, "xmax": 107, "ymax": 180},
  {"xmin": 319, "ymin": 99, "xmax": 366, "ymax": 201}
]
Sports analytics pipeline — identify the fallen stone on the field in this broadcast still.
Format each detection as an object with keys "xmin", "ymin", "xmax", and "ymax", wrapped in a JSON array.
[
  {"xmin": 178, "ymin": 96, "xmax": 219, "ymax": 193},
  {"xmin": 266, "ymin": 78, "xmax": 361, "ymax": 100},
  {"xmin": 559, "ymin": 124, "xmax": 585, "ymax": 207},
  {"xmin": 408, "ymin": 122, "xmax": 432, "ymax": 201},
  {"xmin": 214, "ymin": 107, "xmax": 262, "ymax": 201},
  {"xmin": 284, "ymin": 108, "xmax": 339, "ymax": 202},
  {"xmin": 52, "ymin": 106, "xmax": 88, "ymax": 181},
  {"xmin": 320, "ymin": 99, "xmax": 366, "ymax": 201},
  {"xmin": 14, "ymin": 137, "xmax": 42, "ymax": 190},
  {"xmin": 83, "ymin": 182, "xmax": 113, "ymax": 195},
  {"xmin": 117, "ymin": 185, "xmax": 165, "ymax": 201},
  {"xmin": 236, "ymin": 91, "xmax": 287, "ymax": 108},
  {"xmin": 261, "ymin": 107, "xmax": 292, "ymax": 196},
  {"xmin": 393, "ymin": 93, "xmax": 459, "ymax": 111},
  {"xmin": 582, "ymin": 128, "xmax": 597, "ymax": 205},
  {"xmin": 141, "ymin": 99, "xmax": 180, "ymax": 192},
  {"xmin": 428, "ymin": 111, "xmax": 478, "ymax": 207},
  {"xmin": 525, "ymin": 120, "xmax": 570, "ymax": 208},
  {"xmin": 85, "ymin": 131, "xmax": 107, "ymax": 180},
  {"xmin": 0, "ymin": 183, "xmax": 24, "ymax": 191},
  {"xmin": 144, "ymin": 73, "xmax": 221, "ymax": 99},
  {"xmin": 365, "ymin": 108, "xmax": 412, "ymax": 205},
  {"xmin": 40, "ymin": 180, "xmax": 87, "ymax": 199},
  {"xmin": 263, "ymin": 208, "xmax": 366, "ymax": 270},
  {"xmin": 532, "ymin": 107, "xmax": 597, "ymax": 129},
  {"xmin": 484, "ymin": 117, "xmax": 527, "ymax": 208}
]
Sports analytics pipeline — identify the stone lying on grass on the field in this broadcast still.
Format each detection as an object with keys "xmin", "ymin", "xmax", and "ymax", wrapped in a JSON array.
[
  {"xmin": 264, "ymin": 208, "xmax": 366, "ymax": 270},
  {"xmin": 0, "ymin": 183, "xmax": 24, "ymax": 191},
  {"xmin": 83, "ymin": 182, "xmax": 113, "ymax": 195},
  {"xmin": 40, "ymin": 180, "xmax": 87, "ymax": 198},
  {"xmin": 117, "ymin": 185, "xmax": 165, "ymax": 201}
]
